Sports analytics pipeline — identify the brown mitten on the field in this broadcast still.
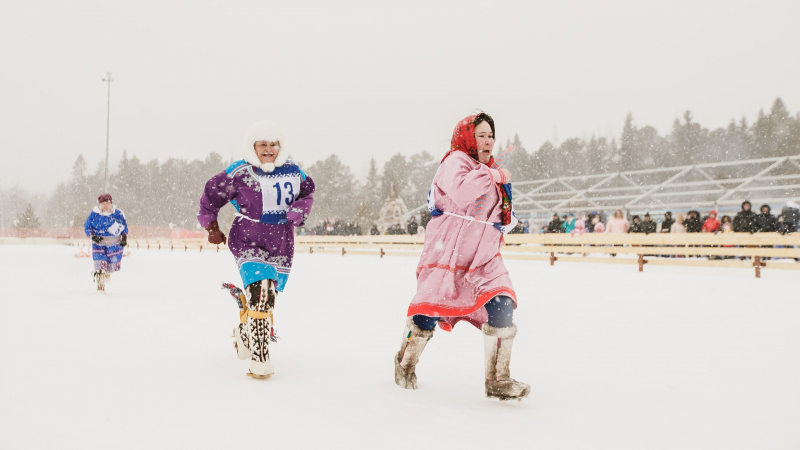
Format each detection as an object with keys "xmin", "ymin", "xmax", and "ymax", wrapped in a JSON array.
[{"xmin": 205, "ymin": 221, "xmax": 227, "ymax": 245}]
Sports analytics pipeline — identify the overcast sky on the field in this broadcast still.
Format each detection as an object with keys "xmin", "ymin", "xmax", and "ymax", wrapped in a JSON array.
[{"xmin": 1, "ymin": 0, "xmax": 799, "ymax": 193}]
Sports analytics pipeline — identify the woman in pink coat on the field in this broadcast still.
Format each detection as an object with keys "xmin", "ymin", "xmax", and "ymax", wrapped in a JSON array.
[
  {"xmin": 393, "ymin": 113, "xmax": 529, "ymax": 400},
  {"xmin": 605, "ymin": 209, "xmax": 630, "ymax": 233}
]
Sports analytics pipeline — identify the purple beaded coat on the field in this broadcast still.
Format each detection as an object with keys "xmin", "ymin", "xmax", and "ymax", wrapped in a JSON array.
[{"xmin": 198, "ymin": 159, "xmax": 315, "ymax": 291}]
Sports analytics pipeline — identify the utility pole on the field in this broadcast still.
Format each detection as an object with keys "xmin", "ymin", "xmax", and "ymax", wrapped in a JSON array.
[
  {"xmin": 102, "ymin": 72, "xmax": 113, "ymax": 194},
  {"xmin": 0, "ymin": 186, "xmax": 4, "ymax": 232}
]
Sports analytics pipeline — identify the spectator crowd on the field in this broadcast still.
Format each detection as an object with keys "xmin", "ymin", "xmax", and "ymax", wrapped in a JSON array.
[{"xmin": 538, "ymin": 200, "xmax": 800, "ymax": 236}]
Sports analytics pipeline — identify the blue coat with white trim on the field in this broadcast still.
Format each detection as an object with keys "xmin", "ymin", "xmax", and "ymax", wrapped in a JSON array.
[{"xmin": 84, "ymin": 207, "xmax": 128, "ymax": 238}]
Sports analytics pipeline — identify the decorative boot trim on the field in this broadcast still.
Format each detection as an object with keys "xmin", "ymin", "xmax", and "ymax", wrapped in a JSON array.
[
  {"xmin": 482, "ymin": 323, "xmax": 530, "ymax": 401},
  {"xmin": 241, "ymin": 310, "xmax": 273, "ymax": 322},
  {"xmin": 394, "ymin": 317, "xmax": 434, "ymax": 390},
  {"xmin": 225, "ymin": 282, "xmax": 279, "ymax": 343},
  {"xmin": 244, "ymin": 280, "xmax": 276, "ymax": 378},
  {"xmin": 482, "ymin": 323, "xmax": 517, "ymax": 339},
  {"xmin": 234, "ymin": 323, "xmax": 251, "ymax": 360}
]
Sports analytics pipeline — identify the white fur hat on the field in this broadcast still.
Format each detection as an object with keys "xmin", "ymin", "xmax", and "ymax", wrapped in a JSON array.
[{"xmin": 242, "ymin": 120, "xmax": 288, "ymax": 173}]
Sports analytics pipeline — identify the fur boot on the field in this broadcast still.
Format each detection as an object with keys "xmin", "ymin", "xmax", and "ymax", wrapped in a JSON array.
[
  {"xmin": 483, "ymin": 323, "xmax": 530, "ymax": 400},
  {"xmin": 233, "ymin": 322, "xmax": 251, "ymax": 360},
  {"xmin": 93, "ymin": 270, "xmax": 106, "ymax": 291},
  {"xmin": 244, "ymin": 279, "xmax": 276, "ymax": 379},
  {"xmin": 394, "ymin": 317, "xmax": 434, "ymax": 389}
]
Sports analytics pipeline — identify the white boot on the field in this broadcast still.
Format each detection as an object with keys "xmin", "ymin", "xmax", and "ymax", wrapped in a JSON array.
[
  {"xmin": 244, "ymin": 280, "xmax": 276, "ymax": 379},
  {"xmin": 94, "ymin": 270, "xmax": 106, "ymax": 292},
  {"xmin": 483, "ymin": 323, "xmax": 530, "ymax": 400},
  {"xmin": 248, "ymin": 360, "xmax": 275, "ymax": 379},
  {"xmin": 394, "ymin": 317, "xmax": 434, "ymax": 389},
  {"xmin": 233, "ymin": 323, "xmax": 251, "ymax": 360}
]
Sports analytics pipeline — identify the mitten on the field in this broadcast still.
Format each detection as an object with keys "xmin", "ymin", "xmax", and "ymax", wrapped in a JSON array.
[{"xmin": 205, "ymin": 221, "xmax": 227, "ymax": 245}]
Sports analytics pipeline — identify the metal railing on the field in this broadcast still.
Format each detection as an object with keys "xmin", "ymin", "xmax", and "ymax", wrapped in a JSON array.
[{"xmin": 510, "ymin": 155, "xmax": 800, "ymax": 217}]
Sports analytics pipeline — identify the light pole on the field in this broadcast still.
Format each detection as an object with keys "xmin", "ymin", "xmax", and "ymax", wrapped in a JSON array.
[
  {"xmin": 0, "ymin": 186, "xmax": 4, "ymax": 232},
  {"xmin": 102, "ymin": 72, "xmax": 113, "ymax": 194}
]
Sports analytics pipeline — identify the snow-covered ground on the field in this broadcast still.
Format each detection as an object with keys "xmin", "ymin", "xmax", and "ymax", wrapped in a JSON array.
[{"xmin": 1, "ymin": 244, "xmax": 798, "ymax": 449}]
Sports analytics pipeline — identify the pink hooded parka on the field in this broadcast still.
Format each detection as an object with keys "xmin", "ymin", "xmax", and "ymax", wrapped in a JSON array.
[{"xmin": 406, "ymin": 116, "xmax": 516, "ymax": 331}]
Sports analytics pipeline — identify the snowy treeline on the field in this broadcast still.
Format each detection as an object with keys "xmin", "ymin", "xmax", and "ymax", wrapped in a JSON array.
[
  {"xmin": 504, "ymin": 98, "xmax": 800, "ymax": 180},
  {"xmin": 0, "ymin": 149, "xmax": 438, "ymax": 230},
  {"xmin": 306, "ymin": 152, "xmax": 437, "ymax": 227},
  {"xmin": 2, "ymin": 98, "xmax": 799, "ymax": 230},
  {"xmin": 1, "ymin": 151, "xmax": 226, "ymax": 231}
]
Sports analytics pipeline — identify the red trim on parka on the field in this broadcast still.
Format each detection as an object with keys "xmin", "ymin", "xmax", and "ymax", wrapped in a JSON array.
[{"xmin": 406, "ymin": 286, "xmax": 517, "ymax": 332}]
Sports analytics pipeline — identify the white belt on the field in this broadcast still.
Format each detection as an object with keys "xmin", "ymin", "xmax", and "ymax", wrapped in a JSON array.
[
  {"xmin": 235, "ymin": 213, "xmax": 260, "ymax": 223},
  {"xmin": 442, "ymin": 211, "xmax": 494, "ymax": 226},
  {"xmin": 98, "ymin": 236, "xmax": 122, "ymax": 245}
]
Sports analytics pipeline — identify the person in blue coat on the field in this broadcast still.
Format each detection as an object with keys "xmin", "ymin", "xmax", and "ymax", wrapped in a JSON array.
[{"xmin": 84, "ymin": 193, "xmax": 129, "ymax": 291}]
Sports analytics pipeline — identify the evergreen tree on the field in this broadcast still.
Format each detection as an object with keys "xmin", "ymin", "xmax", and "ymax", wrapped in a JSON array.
[
  {"xmin": 407, "ymin": 151, "xmax": 437, "ymax": 208},
  {"xmin": 669, "ymin": 110, "xmax": 706, "ymax": 165},
  {"xmin": 619, "ymin": 113, "xmax": 636, "ymax": 171},
  {"xmin": 559, "ymin": 138, "xmax": 585, "ymax": 177},
  {"xmin": 353, "ymin": 157, "xmax": 383, "ymax": 226},
  {"xmin": 305, "ymin": 155, "xmax": 357, "ymax": 223},
  {"xmin": 586, "ymin": 136, "xmax": 603, "ymax": 175},
  {"xmin": 44, "ymin": 155, "xmax": 94, "ymax": 227},
  {"xmin": 380, "ymin": 153, "xmax": 410, "ymax": 204},
  {"xmin": 352, "ymin": 200, "xmax": 374, "ymax": 230},
  {"xmin": 535, "ymin": 141, "xmax": 558, "ymax": 179},
  {"xmin": 769, "ymin": 97, "xmax": 794, "ymax": 156},
  {"xmin": 504, "ymin": 133, "xmax": 539, "ymax": 180},
  {"xmin": 15, "ymin": 203, "xmax": 41, "ymax": 229},
  {"xmin": 634, "ymin": 125, "xmax": 666, "ymax": 168},
  {"xmin": 603, "ymin": 138, "xmax": 621, "ymax": 173},
  {"xmin": 504, "ymin": 143, "xmax": 535, "ymax": 180}
]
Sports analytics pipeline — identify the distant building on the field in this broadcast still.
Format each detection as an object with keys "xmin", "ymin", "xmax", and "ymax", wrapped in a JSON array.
[{"xmin": 376, "ymin": 183, "xmax": 408, "ymax": 234}]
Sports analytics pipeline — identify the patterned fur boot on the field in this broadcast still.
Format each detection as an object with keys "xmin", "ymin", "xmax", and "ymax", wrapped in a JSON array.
[
  {"xmin": 483, "ymin": 323, "xmax": 530, "ymax": 400},
  {"xmin": 233, "ymin": 322, "xmax": 251, "ymax": 360},
  {"xmin": 93, "ymin": 270, "xmax": 106, "ymax": 292},
  {"xmin": 244, "ymin": 279, "xmax": 276, "ymax": 379},
  {"xmin": 394, "ymin": 317, "xmax": 434, "ymax": 389}
]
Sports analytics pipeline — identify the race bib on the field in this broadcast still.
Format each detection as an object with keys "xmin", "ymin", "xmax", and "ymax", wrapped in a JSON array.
[
  {"xmin": 107, "ymin": 221, "xmax": 124, "ymax": 236},
  {"xmin": 258, "ymin": 174, "xmax": 301, "ymax": 215}
]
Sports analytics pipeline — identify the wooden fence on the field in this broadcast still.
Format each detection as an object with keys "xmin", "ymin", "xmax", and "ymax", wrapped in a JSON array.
[
  {"xmin": 16, "ymin": 233, "xmax": 797, "ymax": 279},
  {"xmin": 294, "ymin": 233, "xmax": 800, "ymax": 278},
  {"xmin": 62, "ymin": 238, "xmax": 227, "ymax": 253}
]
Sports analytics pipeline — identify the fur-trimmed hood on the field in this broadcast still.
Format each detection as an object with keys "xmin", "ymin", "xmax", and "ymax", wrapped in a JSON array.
[{"xmin": 242, "ymin": 120, "xmax": 288, "ymax": 173}]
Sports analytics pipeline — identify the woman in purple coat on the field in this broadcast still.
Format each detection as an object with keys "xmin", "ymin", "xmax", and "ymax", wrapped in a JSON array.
[{"xmin": 198, "ymin": 120, "xmax": 315, "ymax": 378}]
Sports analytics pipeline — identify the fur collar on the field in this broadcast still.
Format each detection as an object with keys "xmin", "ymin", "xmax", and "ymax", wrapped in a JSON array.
[
  {"xmin": 93, "ymin": 206, "xmax": 119, "ymax": 216},
  {"xmin": 242, "ymin": 120, "xmax": 289, "ymax": 173}
]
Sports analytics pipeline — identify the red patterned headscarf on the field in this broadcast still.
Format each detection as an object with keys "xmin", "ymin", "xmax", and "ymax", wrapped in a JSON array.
[
  {"xmin": 442, "ymin": 114, "xmax": 496, "ymax": 168},
  {"xmin": 441, "ymin": 115, "xmax": 512, "ymax": 226}
]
